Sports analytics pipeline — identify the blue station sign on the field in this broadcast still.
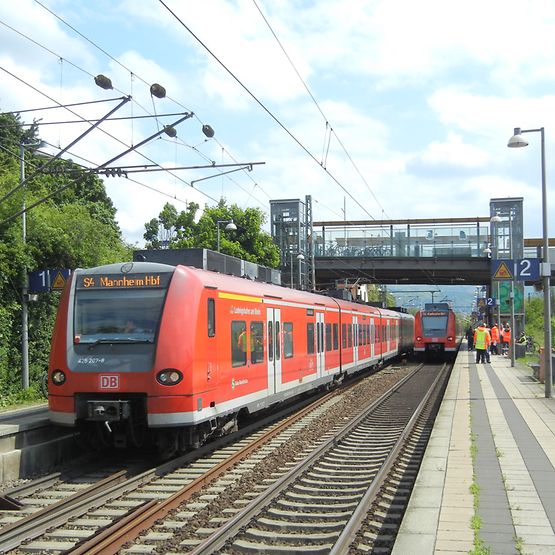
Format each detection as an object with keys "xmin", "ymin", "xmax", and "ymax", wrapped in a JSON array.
[{"xmin": 28, "ymin": 269, "xmax": 72, "ymax": 292}]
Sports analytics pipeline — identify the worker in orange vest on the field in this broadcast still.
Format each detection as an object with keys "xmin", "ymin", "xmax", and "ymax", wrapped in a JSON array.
[
  {"xmin": 502, "ymin": 323, "xmax": 511, "ymax": 356},
  {"xmin": 490, "ymin": 323, "xmax": 500, "ymax": 355}
]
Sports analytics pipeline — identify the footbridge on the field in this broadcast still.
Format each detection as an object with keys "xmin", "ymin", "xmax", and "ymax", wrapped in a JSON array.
[{"xmin": 271, "ymin": 197, "xmax": 554, "ymax": 289}]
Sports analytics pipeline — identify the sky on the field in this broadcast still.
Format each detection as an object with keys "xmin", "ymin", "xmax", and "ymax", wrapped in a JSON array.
[{"xmin": 1, "ymin": 0, "xmax": 554, "ymax": 248}]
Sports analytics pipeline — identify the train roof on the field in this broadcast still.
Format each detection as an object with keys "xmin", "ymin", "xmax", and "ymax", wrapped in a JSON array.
[{"xmin": 76, "ymin": 261, "xmax": 412, "ymax": 320}]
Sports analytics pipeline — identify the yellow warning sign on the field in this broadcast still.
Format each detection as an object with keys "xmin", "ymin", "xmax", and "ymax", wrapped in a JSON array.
[
  {"xmin": 51, "ymin": 271, "xmax": 67, "ymax": 290},
  {"xmin": 493, "ymin": 261, "xmax": 513, "ymax": 280}
]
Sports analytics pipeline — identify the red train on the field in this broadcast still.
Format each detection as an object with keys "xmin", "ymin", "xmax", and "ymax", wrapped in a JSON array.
[
  {"xmin": 414, "ymin": 303, "xmax": 460, "ymax": 359},
  {"xmin": 48, "ymin": 261, "xmax": 414, "ymax": 453}
]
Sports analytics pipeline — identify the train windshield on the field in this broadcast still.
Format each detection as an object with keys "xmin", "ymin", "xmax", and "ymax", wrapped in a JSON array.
[
  {"xmin": 73, "ymin": 288, "xmax": 166, "ymax": 344},
  {"xmin": 421, "ymin": 315, "xmax": 448, "ymax": 336}
]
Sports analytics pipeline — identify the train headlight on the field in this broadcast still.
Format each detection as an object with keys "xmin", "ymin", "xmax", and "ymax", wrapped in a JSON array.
[
  {"xmin": 156, "ymin": 369, "xmax": 183, "ymax": 386},
  {"xmin": 416, "ymin": 336, "xmax": 422, "ymax": 342},
  {"xmin": 447, "ymin": 336, "xmax": 454, "ymax": 341},
  {"xmin": 51, "ymin": 370, "xmax": 66, "ymax": 385}
]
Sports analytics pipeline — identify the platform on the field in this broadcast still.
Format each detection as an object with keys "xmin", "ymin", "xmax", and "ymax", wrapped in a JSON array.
[{"xmin": 393, "ymin": 346, "xmax": 555, "ymax": 554}]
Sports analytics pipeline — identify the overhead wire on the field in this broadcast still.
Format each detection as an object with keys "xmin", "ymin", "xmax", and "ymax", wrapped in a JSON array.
[
  {"xmin": 1, "ymin": 5, "xmax": 267, "ymax": 213},
  {"xmin": 0, "ymin": 64, "xmax": 208, "ymax": 203},
  {"xmin": 32, "ymin": 0, "xmax": 269, "ymax": 209},
  {"xmin": 158, "ymin": 0, "xmax": 376, "ymax": 222},
  {"xmin": 251, "ymin": 0, "xmax": 391, "ymax": 220}
]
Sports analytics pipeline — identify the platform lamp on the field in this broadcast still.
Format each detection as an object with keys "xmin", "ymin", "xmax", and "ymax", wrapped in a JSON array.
[
  {"xmin": 297, "ymin": 253, "xmax": 305, "ymax": 290},
  {"xmin": 507, "ymin": 127, "xmax": 552, "ymax": 397},
  {"xmin": 216, "ymin": 220, "xmax": 237, "ymax": 252}
]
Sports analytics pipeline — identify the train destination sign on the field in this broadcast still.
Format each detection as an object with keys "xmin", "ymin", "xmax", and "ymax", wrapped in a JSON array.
[{"xmin": 76, "ymin": 273, "xmax": 171, "ymax": 289}]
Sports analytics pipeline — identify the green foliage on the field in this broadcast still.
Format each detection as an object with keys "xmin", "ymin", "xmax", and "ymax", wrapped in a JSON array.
[
  {"xmin": 144, "ymin": 199, "xmax": 281, "ymax": 268},
  {"xmin": 524, "ymin": 293, "xmax": 555, "ymax": 350},
  {"xmin": 0, "ymin": 112, "xmax": 131, "ymax": 400}
]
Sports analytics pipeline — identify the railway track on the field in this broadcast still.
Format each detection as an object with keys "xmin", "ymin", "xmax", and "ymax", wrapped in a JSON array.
[
  {"xmin": 188, "ymin": 363, "xmax": 448, "ymax": 554},
  {"xmin": 0, "ymin": 362, "xmax": 430, "ymax": 554}
]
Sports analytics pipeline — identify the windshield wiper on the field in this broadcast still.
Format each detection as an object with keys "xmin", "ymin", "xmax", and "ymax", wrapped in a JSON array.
[{"xmin": 86, "ymin": 338, "xmax": 153, "ymax": 350}]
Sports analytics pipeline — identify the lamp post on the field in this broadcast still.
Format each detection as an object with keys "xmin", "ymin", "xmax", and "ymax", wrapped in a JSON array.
[
  {"xmin": 216, "ymin": 220, "xmax": 237, "ymax": 252},
  {"xmin": 20, "ymin": 139, "xmax": 45, "ymax": 389},
  {"xmin": 289, "ymin": 252, "xmax": 305, "ymax": 289},
  {"xmin": 508, "ymin": 127, "xmax": 552, "ymax": 397},
  {"xmin": 297, "ymin": 253, "xmax": 305, "ymax": 290}
]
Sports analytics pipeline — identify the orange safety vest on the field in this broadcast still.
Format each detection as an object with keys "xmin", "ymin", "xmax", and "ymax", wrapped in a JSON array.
[
  {"xmin": 491, "ymin": 326, "xmax": 500, "ymax": 343},
  {"xmin": 503, "ymin": 328, "xmax": 511, "ymax": 344}
]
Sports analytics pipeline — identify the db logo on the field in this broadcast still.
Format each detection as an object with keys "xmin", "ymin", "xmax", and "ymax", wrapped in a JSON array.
[{"xmin": 100, "ymin": 375, "xmax": 119, "ymax": 389}]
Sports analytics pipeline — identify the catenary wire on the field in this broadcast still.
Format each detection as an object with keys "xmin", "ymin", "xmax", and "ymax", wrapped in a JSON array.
[
  {"xmin": 158, "ymin": 0, "xmax": 377, "ymax": 222},
  {"xmin": 32, "ymin": 0, "xmax": 272, "ymax": 211},
  {"xmin": 252, "ymin": 0, "xmax": 391, "ymax": 219}
]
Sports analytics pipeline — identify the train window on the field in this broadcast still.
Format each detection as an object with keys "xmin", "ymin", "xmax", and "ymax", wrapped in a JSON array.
[
  {"xmin": 250, "ymin": 321, "xmax": 264, "ymax": 364},
  {"xmin": 358, "ymin": 324, "xmax": 363, "ymax": 346},
  {"xmin": 422, "ymin": 315, "xmax": 448, "ymax": 336},
  {"xmin": 275, "ymin": 322, "xmax": 281, "ymax": 360},
  {"xmin": 284, "ymin": 322, "xmax": 293, "ymax": 358},
  {"xmin": 74, "ymin": 288, "xmax": 164, "ymax": 343},
  {"xmin": 307, "ymin": 323, "xmax": 315, "ymax": 354},
  {"xmin": 207, "ymin": 298, "xmax": 215, "ymax": 337},
  {"xmin": 268, "ymin": 321, "xmax": 273, "ymax": 362},
  {"xmin": 232, "ymin": 321, "xmax": 247, "ymax": 367},
  {"xmin": 325, "ymin": 323, "xmax": 332, "ymax": 352},
  {"xmin": 348, "ymin": 325, "xmax": 352, "ymax": 348},
  {"xmin": 333, "ymin": 324, "xmax": 338, "ymax": 350},
  {"xmin": 342, "ymin": 323, "xmax": 347, "ymax": 348}
]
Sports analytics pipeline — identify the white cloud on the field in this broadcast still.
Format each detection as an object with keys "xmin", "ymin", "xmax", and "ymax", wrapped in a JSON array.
[{"xmin": 2, "ymin": 0, "xmax": 554, "ymax": 244}]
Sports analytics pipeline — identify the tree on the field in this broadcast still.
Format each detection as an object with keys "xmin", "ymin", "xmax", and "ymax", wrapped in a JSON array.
[
  {"xmin": 144, "ymin": 199, "xmax": 280, "ymax": 268},
  {"xmin": 0, "ymin": 112, "xmax": 131, "ymax": 400},
  {"xmin": 524, "ymin": 294, "xmax": 555, "ymax": 350}
]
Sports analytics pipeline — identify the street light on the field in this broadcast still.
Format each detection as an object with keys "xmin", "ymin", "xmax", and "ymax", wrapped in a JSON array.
[
  {"xmin": 20, "ymin": 139, "xmax": 46, "ymax": 389},
  {"xmin": 216, "ymin": 220, "xmax": 237, "ymax": 252},
  {"xmin": 297, "ymin": 253, "xmax": 305, "ymax": 290},
  {"xmin": 507, "ymin": 126, "xmax": 552, "ymax": 397}
]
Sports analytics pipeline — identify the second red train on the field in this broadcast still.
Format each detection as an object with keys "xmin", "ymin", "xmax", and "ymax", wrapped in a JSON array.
[{"xmin": 414, "ymin": 302, "xmax": 460, "ymax": 359}]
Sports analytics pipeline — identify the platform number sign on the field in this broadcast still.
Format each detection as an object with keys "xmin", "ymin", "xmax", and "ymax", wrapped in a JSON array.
[
  {"xmin": 492, "ymin": 258, "xmax": 540, "ymax": 282},
  {"xmin": 516, "ymin": 258, "xmax": 540, "ymax": 282},
  {"xmin": 28, "ymin": 269, "xmax": 72, "ymax": 292}
]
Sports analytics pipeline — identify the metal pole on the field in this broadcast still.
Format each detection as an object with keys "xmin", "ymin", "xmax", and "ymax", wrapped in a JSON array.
[
  {"xmin": 298, "ymin": 257, "xmax": 302, "ymax": 290},
  {"xmin": 290, "ymin": 251, "xmax": 293, "ymax": 288},
  {"xmin": 20, "ymin": 143, "xmax": 29, "ymax": 389},
  {"xmin": 509, "ymin": 214, "xmax": 516, "ymax": 367},
  {"xmin": 217, "ymin": 222, "xmax": 221, "ymax": 252},
  {"xmin": 539, "ymin": 128, "xmax": 552, "ymax": 397}
]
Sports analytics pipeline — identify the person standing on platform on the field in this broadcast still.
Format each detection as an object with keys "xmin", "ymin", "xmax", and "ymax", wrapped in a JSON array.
[
  {"xmin": 474, "ymin": 322, "xmax": 491, "ymax": 364},
  {"xmin": 485, "ymin": 324, "xmax": 492, "ymax": 363},
  {"xmin": 490, "ymin": 323, "xmax": 500, "ymax": 355},
  {"xmin": 502, "ymin": 323, "xmax": 511, "ymax": 356},
  {"xmin": 466, "ymin": 326, "xmax": 474, "ymax": 351}
]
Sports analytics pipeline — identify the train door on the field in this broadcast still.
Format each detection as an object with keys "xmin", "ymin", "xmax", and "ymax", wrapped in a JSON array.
[
  {"xmin": 266, "ymin": 308, "xmax": 281, "ymax": 395},
  {"xmin": 352, "ymin": 315, "xmax": 359, "ymax": 367},
  {"xmin": 316, "ymin": 312, "xmax": 325, "ymax": 377},
  {"xmin": 370, "ymin": 319, "xmax": 375, "ymax": 359}
]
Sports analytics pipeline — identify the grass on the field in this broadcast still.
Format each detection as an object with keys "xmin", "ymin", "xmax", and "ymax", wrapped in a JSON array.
[{"xmin": 0, "ymin": 386, "xmax": 46, "ymax": 412}]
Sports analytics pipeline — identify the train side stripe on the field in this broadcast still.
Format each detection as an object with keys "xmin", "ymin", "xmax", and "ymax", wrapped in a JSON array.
[{"xmin": 218, "ymin": 292, "xmax": 262, "ymax": 303}]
